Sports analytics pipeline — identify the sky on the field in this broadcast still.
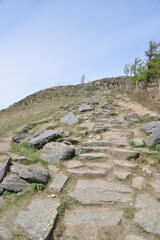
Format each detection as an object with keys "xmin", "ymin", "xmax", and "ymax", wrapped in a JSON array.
[{"xmin": 0, "ymin": 0, "xmax": 160, "ymax": 110}]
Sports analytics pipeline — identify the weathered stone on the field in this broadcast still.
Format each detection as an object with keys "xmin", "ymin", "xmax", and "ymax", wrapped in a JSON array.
[
  {"xmin": 69, "ymin": 179, "xmax": 132, "ymax": 204},
  {"xmin": 1, "ymin": 174, "xmax": 30, "ymax": 192},
  {"xmin": 152, "ymin": 180, "xmax": 160, "ymax": 195},
  {"xmin": 88, "ymin": 99, "xmax": 99, "ymax": 105},
  {"xmin": 40, "ymin": 142, "xmax": 75, "ymax": 163},
  {"xmin": 14, "ymin": 198, "xmax": 60, "ymax": 240},
  {"xmin": 110, "ymin": 148, "xmax": 139, "ymax": 160},
  {"xmin": 48, "ymin": 165, "xmax": 59, "ymax": 172},
  {"xmin": 0, "ymin": 226, "xmax": 11, "ymax": 240},
  {"xmin": 126, "ymin": 235, "xmax": 145, "ymax": 240},
  {"xmin": 132, "ymin": 138, "xmax": 144, "ymax": 147},
  {"xmin": 49, "ymin": 173, "xmax": 68, "ymax": 192},
  {"xmin": 145, "ymin": 128, "xmax": 160, "ymax": 146},
  {"xmin": 80, "ymin": 122, "xmax": 95, "ymax": 131},
  {"xmin": 132, "ymin": 177, "xmax": 146, "ymax": 190},
  {"xmin": 113, "ymin": 160, "xmax": 137, "ymax": 168},
  {"xmin": 0, "ymin": 158, "xmax": 10, "ymax": 182},
  {"xmin": 79, "ymin": 153, "xmax": 106, "ymax": 160},
  {"xmin": 142, "ymin": 166, "xmax": 152, "ymax": 176},
  {"xmin": 67, "ymin": 168, "xmax": 106, "ymax": 176},
  {"xmin": 65, "ymin": 160, "xmax": 83, "ymax": 169},
  {"xmin": 12, "ymin": 132, "xmax": 32, "ymax": 143},
  {"xmin": 78, "ymin": 104, "xmax": 93, "ymax": 113},
  {"xmin": 83, "ymin": 141, "xmax": 112, "ymax": 147},
  {"xmin": 0, "ymin": 196, "xmax": 4, "ymax": 208},
  {"xmin": 10, "ymin": 163, "xmax": 50, "ymax": 184},
  {"xmin": 125, "ymin": 114, "xmax": 140, "ymax": 122},
  {"xmin": 0, "ymin": 187, "xmax": 4, "ymax": 195},
  {"xmin": 60, "ymin": 112, "xmax": 78, "ymax": 125},
  {"xmin": 85, "ymin": 162, "xmax": 113, "ymax": 171},
  {"xmin": 134, "ymin": 194, "xmax": 160, "ymax": 236},
  {"xmin": 114, "ymin": 171, "xmax": 132, "ymax": 180},
  {"xmin": 63, "ymin": 207, "xmax": 123, "ymax": 240},
  {"xmin": 28, "ymin": 130, "xmax": 61, "ymax": 148},
  {"xmin": 142, "ymin": 121, "xmax": 160, "ymax": 134},
  {"xmin": 75, "ymin": 146, "xmax": 81, "ymax": 155}
]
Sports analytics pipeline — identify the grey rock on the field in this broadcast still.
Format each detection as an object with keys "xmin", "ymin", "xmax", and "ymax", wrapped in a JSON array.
[
  {"xmin": 65, "ymin": 160, "xmax": 83, "ymax": 169},
  {"xmin": 0, "ymin": 187, "xmax": 4, "ymax": 195},
  {"xmin": 49, "ymin": 173, "xmax": 68, "ymax": 192},
  {"xmin": 10, "ymin": 163, "xmax": 50, "ymax": 184},
  {"xmin": 125, "ymin": 113, "xmax": 140, "ymax": 122},
  {"xmin": 126, "ymin": 235, "xmax": 145, "ymax": 240},
  {"xmin": 133, "ymin": 138, "xmax": 144, "ymax": 147},
  {"xmin": 145, "ymin": 128, "xmax": 160, "ymax": 146},
  {"xmin": 0, "ymin": 226, "xmax": 11, "ymax": 240},
  {"xmin": 40, "ymin": 142, "xmax": 75, "ymax": 163},
  {"xmin": 1, "ymin": 174, "xmax": 30, "ymax": 192},
  {"xmin": 134, "ymin": 194, "xmax": 160, "ymax": 236},
  {"xmin": 85, "ymin": 162, "xmax": 113, "ymax": 171},
  {"xmin": 152, "ymin": 180, "xmax": 160, "ymax": 195},
  {"xmin": 12, "ymin": 132, "xmax": 32, "ymax": 143},
  {"xmin": 142, "ymin": 166, "xmax": 152, "ymax": 176},
  {"xmin": 0, "ymin": 196, "xmax": 4, "ymax": 208},
  {"xmin": 79, "ymin": 152, "xmax": 106, "ymax": 160},
  {"xmin": 110, "ymin": 148, "xmax": 139, "ymax": 160},
  {"xmin": 142, "ymin": 121, "xmax": 160, "ymax": 134},
  {"xmin": 83, "ymin": 141, "xmax": 112, "ymax": 147},
  {"xmin": 132, "ymin": 177, "xmax": 146, "ymax": 190},
  {"xmin": 63, "ymin": 207, "xmax": 123, "ymax": 240},
  {"xmin": 14, "ymin": 198, "xmax": 60, "ymax": 240},
  {"xmin": 28, "ymin": 130, "xmax": 61, "ymax": 148},
  {"xmin": 67, "ymin": 168, "xmax": 106, "ymax": 176},
  {"xmin": 114, "ymin": 171, "xmax": 132, "ymax": 180},
  {"xmin": 87, "ymin": 99, "xmax": 99, "ymax": 105},
  {"xmin": 78, "ymin": 104, "xmax": 93, "ymax": 113},
  {"xmin": 60, "ymin": 112, "xmax": 78, "ymax": 125},
  {"xmin": 0, "ymin": 158, "xmax": 10, "ymax": 182},
  {"xmin": 48, "ymin": 165, "xmax": 60, "ymax": 172},
  {"xmin": 69, "ymin": 179, "xmax": 132, "ymax": 204},
  {"xmin": 113, "ymin": 160, "xmax": 137, "ymax": 168}
]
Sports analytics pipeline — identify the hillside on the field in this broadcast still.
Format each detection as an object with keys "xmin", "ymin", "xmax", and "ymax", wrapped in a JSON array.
[{"xmin": 0, "ymin": 77, "xmax": 160, "ymax": 240}]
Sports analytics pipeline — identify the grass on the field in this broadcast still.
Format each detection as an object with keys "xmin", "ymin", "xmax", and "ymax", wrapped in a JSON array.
[
  {"xmin": 31, "ymin": 183, "xmax": 45, "ymax": 192},
  {"xmin": 124, "ymin": 207, "xmax": 135, "ymax": 220},
  {"xmin": 21, "ymin": 119, "xmax": 51, "ymax": 133},
  {"xmin": 40, "ymin": 159, "xmax": 49, "ymax": 170},
  {"xmin": 10, "ymin": 141, "xmax": 40, "ymax": 165},
  {"xmin": 105, "ymin": 231, "xmax": 116, "ymax": 240},
  {"xmin": 151, "ymin": 153, "xmax": 160, "ymax": 172}
]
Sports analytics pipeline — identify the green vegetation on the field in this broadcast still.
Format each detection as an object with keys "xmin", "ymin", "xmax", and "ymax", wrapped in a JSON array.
[
  {"xmin": 124, "ymin": 40, "xmax": 160, "ymax": 85},
  {"xmin": 105, "ymin": 231, "xmax": 116, "ymax": 240},
  {"xmin": 31, "ymin": 183, "xmax": 45, "ymax": 192},
  {"xmin": 11, "ymin": 141, "xmax": 40, "ymax": 165},
  {"xmin": 124, "ymin": 207, "xmax": 135, "ymax": 220}
]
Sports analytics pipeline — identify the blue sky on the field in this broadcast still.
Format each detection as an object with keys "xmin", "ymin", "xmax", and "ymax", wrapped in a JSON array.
[{"xmin": 0, "ymin": 0, "xmax": 160, "ymax": 109}]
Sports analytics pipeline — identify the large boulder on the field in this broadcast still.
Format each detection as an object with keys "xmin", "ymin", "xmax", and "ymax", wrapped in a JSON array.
[
  {"xmin": 0, "ymin": 158, "xmax": 10, "ymax": 183},
  {"xmin": 12, "ymin": 133, "xmax": 32, "ymax": 143},
  {"xmin": 145, "ymin": 128, "xmax": 160, "ymax": 146},
  {"xmin": 77, "ymin": 104, "xmax": 93, "ymax": 113},
  {"xmin": 1, "ymin": 174, "xmax": 30, "ymax": 192},
  {"xmin": 10, "ymin": 163, "xmax": 50, "ymax": 184},
  {"xmin": 142, "ymin": 121, "xmax": 160, "ymax": 134},
  {"xmin": 40, "ymin": 142, "xmax": 75, "ymax": 163},
  {"xmin": 60, "ymin": 112, "xmax": 78, "ymax": 125},
  {"xmin": 14, "ymin": 198, "xmax": 60, "ymax": 240},
  {"xmin": 28, "ymin": 130, "xmax": 61, "ymax": 148}
]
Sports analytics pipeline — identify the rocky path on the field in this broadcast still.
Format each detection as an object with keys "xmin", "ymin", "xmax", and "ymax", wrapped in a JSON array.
[{"xmin": 0, "ymin": 93, "xmax": 160, "ymax": 240}]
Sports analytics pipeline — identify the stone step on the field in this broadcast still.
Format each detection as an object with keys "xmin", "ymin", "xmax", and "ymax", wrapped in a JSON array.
[
  {"xmin": 108, "ymin": 148, "xmax": 139, "ymax": 160},
  {"xmin": 67, "ymin": 168, "xmax": 106, "ymax": 176},
  {"xmin": 79, "ymin": 153, "xmax": 107, "ymax": 160},
  {"xmin": 83, "ymin": 141, "xmax": 113, "ymax": 147},
  {"xmin": 111, "ymin": 160, "xmax": 138, "ymax": 168}
]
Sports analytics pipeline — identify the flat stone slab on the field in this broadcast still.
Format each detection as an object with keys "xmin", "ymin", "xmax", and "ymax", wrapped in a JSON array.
[
  {"xmin": 40, "ymin": 142, "xmax": 75, "ymax": 163},
  {"xmin": 142, "ymin": 121, "xmax": 160, "ymax": 134},
  {"xmin": 1, "ymin": 174, "xmax": 30, "ymax": 192},
  {"xmin": 0, "ymin": 158, "xmax": 10, "ymax": 182},
  {"xmin": 12, "ymin": 132, "xmax": 32, "ymax": 143},
  {"xmin": 67, "ymin": 168, "xmax": 106, "ymax": 176},
  {"xmin": 78, "ymin": 104, "xmax": 93, "ymax": 113},
  {"xmin": 113, "ymin": 160, "xmax": 137, "ymax": 168},
  {"xmin": 60, "ymin": 112, "xmax": 78, "ymax": 125},
  {"xmin": 69, "ymin": 179, "xmax": 132, "ymax": 204},
  {"xmin": 14, "ymin": 198, "xmax": 60, "ymax": 240},
  {"xmin": 114, "ymin": 171, "xmax": 132, "ymax": 180},
  {"xmin": 110, "ymin": 148, "xmax": 139, "ymax": 160},
  {"xmin": 65, "ymin": 160, "xmax": 83, "ymax": 169},
  {"xmin": 132, "ymin": 138, "xmax": 144, "ymax": 147},
  {"xmin": 145, "ymin": 128, "xmax": 160, "ymax": 146},
  {"xmin": 85, "ymin": 162, "xmax": 113, "ymax": 171},
  {"xmin": 83, "ymin": 141, "xmax": 112, "ymax": 147},
  {"xmin": 49, "ymin": 173, "xmax": 68, "ymax": 192},
  {"xmin": 79, "ymin": 153, "xmax": 106, "ymax": 160},
  {"xmin": 0, "ymin": 226, "xmax": 11, "ymax": 240},
  {"xmin": 134, "ymin": 194, "xmax": 160, "ymax": 236},
  {"xmin": 126, "ymin": 235, "xmax": 145, "ymax": 240},
  {"xmin": 28, "ymin": 130, "xmax": 61, "ymax": 148},
  {"xmin": 132, "ymin": 177, "xmax": 146, "ymax": 190},
  {"xmin": 11, "ymin": 163, "xmax": 50, "ymax": 184},
  {"xmin": 152, "ymin": 180, "xmax": 160, "ymax": 195},
  {"xmin": 63, "ymin": 207, "xmax": 123, "ymax": 240}
]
